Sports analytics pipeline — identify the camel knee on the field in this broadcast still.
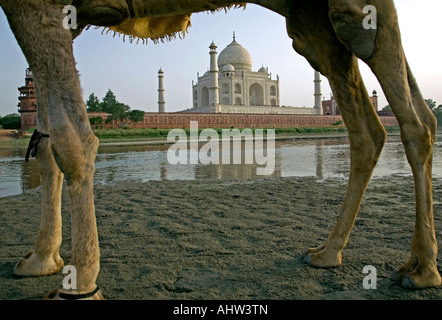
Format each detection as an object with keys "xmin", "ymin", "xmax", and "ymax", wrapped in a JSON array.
[
  {"xmin": 350, "ymin": 125, "xmax": 386, "ymax": 171},
  {"xmin": 49, "ymin": 128, "xmax": 98, "ymax": 185},
  {"xmin": 401, "ymin": 121, "xmax": 435, "ymax": 167},
  {"xmin": 371, "ymin": 125, "xmax": 387, "ymax": 156},
  {"xmin": 35, "ymin": 137, "xmax": 63, "ymax": 178}
]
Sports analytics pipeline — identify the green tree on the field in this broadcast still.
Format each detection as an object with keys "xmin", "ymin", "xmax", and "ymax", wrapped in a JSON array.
[
  {"xmin": 425, "ymin": 99, "xmax": 437, "ymax": 111},
  {"xmin": 86, "ymin": 89, "xmax": 144, "ymax": 127},
  {"xmin": 0, "ymin": 113, "xmax": 20, "ymax": 130},
  {"xmin": 128, "ymin": 109, "xmax": 145, "ymax": 123},
  {"xmin": 100, "ymin": 89, "xmax": 118, "ymax": 113},
  {"xmin": 105, "ymin": 102, "xmax": 130, "ymax": 123},
  {"xmin": 432, "ymin": 104, "xmax": 442, "ymax": 127},
  {"xmin": 86, "ymin": 93, "xmax": 101, "ymax": 111},
  {"xmin": 425, "ymin": 99, "xmax": 442, "ymax": 127},
  {"xmin": 99, "ymin": 89, "xmax": 130, "ymax": 122},
  {"xmin": 382, "ymin": 105, "xmax": 391, "ymax": 111},
  {"xmin": 89, "ymin": 116, "xmax": 103, "ymax": 128}
]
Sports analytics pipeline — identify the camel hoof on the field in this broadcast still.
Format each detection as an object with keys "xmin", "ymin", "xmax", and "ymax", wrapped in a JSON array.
[
  {"xmin": 14, "ymin": 251, "xmax": 64, "ymax": 277},
  {"xmin": 301, "ymin": 249, "xmax": 342, "ymax": 269},
  {"xmin": 390, "ymin": 261, "xmax": 441, "ymax": 289},
  {"xmin": 390, "ymin": 270, "xmax": 402, "ymax": 282},
  {"xmin": 401, "ymin": 277, "xmax": 416, "ymax": 290},
  {"xmin": 302, "ymin": 254, "xmax": 312, "ymax": 265},
  {"xmin": 400, "ymin": 272, "xmax": 441, "ymax": 290}
]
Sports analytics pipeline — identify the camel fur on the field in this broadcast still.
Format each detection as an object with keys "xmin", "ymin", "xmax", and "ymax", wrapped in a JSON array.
[{"xmin": 0, "ymin": 0, "xmax": 440, "ymax": 299}]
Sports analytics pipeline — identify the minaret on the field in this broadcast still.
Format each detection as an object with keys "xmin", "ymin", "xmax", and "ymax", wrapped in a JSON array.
[
  {"xmin": 158, "ymin": 68, "xmax": 165, "ymax": 113},
  {"xmin": 208, "ymin": 41, "xmax": 219, "ymax": 106},
  {"xmin": 371, "ymin": 89, "xmax": 379, "ymax": 111},
  {"xmin": 314, "ymin": 70, "xmax": 322, "ymax": 115}
]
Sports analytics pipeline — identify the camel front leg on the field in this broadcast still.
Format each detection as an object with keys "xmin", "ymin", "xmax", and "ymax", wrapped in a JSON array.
[
  {"xmin": 285, "ymin": 0, "xmax": 386, "ymax": 268},
  {"xmin": 14, "ymin": 104, "xmax": 64, "ymax": 277},
  {"xmin": 43, "ymin": 92, "xmax": 101, "ymax": 298},
  {"xmin": 50, "ymin": 120, "xmax": 100, "ymax": 297},
  {"xmin": 2, "ymin": 0, "xmax": 102, "ymax": 298}
]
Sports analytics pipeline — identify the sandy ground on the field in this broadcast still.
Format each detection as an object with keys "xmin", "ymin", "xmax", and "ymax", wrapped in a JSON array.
[
  {"xmin": 0, "ymin": 130, "xmax": 18, "ymax": 141},
  {"xmin": 1, "ymin": 175, "xmax": 442, "ymax": 300}
]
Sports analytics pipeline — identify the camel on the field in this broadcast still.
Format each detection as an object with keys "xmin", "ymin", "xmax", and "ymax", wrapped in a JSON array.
[{"xmin": 0, "ymin": 0, "xmax": 440, "ymax": 300}]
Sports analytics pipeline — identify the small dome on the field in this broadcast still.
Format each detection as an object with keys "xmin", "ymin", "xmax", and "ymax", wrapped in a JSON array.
[
  {"xmin": 222, "ymin": 64, "xmax": 235, "ymax": 72},
  {"xmin": 258, "ymin": 66, "xmax": 267, "ymax": 73},
  {"xmin": 218, "ymin": 38, "xmax": 252, "ymax": 71}
]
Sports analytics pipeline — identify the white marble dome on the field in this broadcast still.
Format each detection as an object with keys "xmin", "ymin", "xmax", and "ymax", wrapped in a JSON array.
[
  {"xmin": 222, "ymin": 63, "xmax": 235, "ymax": 72},
  {"xmin": 218, "ymin": 39, "xmax": 252, "ymax": 71}
]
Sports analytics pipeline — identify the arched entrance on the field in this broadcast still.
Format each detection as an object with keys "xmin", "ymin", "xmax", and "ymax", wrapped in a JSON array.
[{"xmin": 249, "ymin": 83, "xmax": 264, "ymax": 106}]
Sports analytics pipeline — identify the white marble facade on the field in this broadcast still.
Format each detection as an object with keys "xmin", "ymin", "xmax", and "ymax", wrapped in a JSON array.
[{"xmin": 189, "ymin": 34, "xmax": 320, "ymax": 115}]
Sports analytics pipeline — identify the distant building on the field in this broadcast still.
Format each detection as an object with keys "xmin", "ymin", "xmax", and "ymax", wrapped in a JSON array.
[
  {"xmin": 185, "ymin": 34, "xmax": 321, "ymax": 115},
  {"xmin": 18, "ymin": 68, "xmax": 37, "ymax": 130},
  {"xmin": 322, "ymin": 90, "xmax": 379, "ymax": 115}
]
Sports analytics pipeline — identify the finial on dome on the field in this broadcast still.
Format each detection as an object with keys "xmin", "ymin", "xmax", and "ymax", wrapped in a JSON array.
[{"xmin": 233, "ymin": 31, "xmax": 236, "ymax": 41}]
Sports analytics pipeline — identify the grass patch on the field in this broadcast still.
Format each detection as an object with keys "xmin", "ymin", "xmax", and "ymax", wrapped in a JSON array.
[
  {"xmin": 272, "ymin": 127, "xmax": 347, "ymax": 135},
  {"xmin": 384, "ymin": 126, "xmax": 400, "ymax": 133},
  {"xmin": 92, "ymin": 127, "xmax": 349, "ymax": 140},
  {"xmin": 0, "ymin": 138, "xmax": 30, "ymax": 149},
  {"xmin": 93, "ymin": 128, "xmax": 171, "ymax": 139}
]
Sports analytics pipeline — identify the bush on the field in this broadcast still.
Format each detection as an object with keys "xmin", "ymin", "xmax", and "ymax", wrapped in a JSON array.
[
  {"xmin": 93, "ymin": 128, "xmax": 171, "ymax": 139},
  {"xmin": 89, "ymin": 117, "xmax": 104, "ymax": 129},
  {"xmin": 0, "ymin": 114, "xmax": 20, "ymax": 130}
]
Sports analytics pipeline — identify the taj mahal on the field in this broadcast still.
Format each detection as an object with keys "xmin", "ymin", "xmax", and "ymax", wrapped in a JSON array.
[{"xmin": 176, "ymin": 33, "xmax": 322, "ymax": 115}]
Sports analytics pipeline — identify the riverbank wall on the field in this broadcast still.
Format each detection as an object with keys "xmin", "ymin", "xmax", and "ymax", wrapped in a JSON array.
[{"xmin": 87, "ymin": 112, "xmax": 399, "ymax": 129}]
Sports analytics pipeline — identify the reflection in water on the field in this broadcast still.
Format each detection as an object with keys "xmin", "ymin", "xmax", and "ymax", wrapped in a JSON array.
[
  {"xmin": 0, "ymin": 148, "xmax": 40, "ymax": 198},
  {"xmin": 1, "ymin": 134, "xmax": 441, "ymax": 198}
]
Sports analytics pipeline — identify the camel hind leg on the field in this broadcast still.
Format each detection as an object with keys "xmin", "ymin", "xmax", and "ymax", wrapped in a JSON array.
[
  {"xmin": 285, "ymin": 0, "xmax": 386, "ymax": 268},
  {"xmin": 339, "ymin": 0, "xmax": 441, "ymax": 289}
]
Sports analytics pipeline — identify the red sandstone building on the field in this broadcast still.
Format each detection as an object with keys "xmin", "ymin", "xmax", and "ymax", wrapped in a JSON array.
[
  {"xmin": 322, "ymin": 90, "xmax": 380, "ymax": 115},
  {"xmin": 18, "ymin": 68, "xmax": 37, "ymax": 130},
  {"xmin": 18, "ymin": 69, "xmax": 398, "ymax": 130}
]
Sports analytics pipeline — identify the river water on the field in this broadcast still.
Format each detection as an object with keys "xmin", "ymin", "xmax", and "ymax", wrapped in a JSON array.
[{"xmin": 1, "ymin": 134, "xmax": 442, "ymax": 198}]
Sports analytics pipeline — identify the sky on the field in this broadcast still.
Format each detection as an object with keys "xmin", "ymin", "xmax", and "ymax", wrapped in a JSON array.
[{"xmin": 0, "ymin": 1, "xmax": 441, "ymax": 116}]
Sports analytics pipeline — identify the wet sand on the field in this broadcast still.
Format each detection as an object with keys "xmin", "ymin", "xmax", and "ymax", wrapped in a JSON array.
[{"xmin": 1, "ymin": 175, "xmax": 442, "ymax": 300}]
